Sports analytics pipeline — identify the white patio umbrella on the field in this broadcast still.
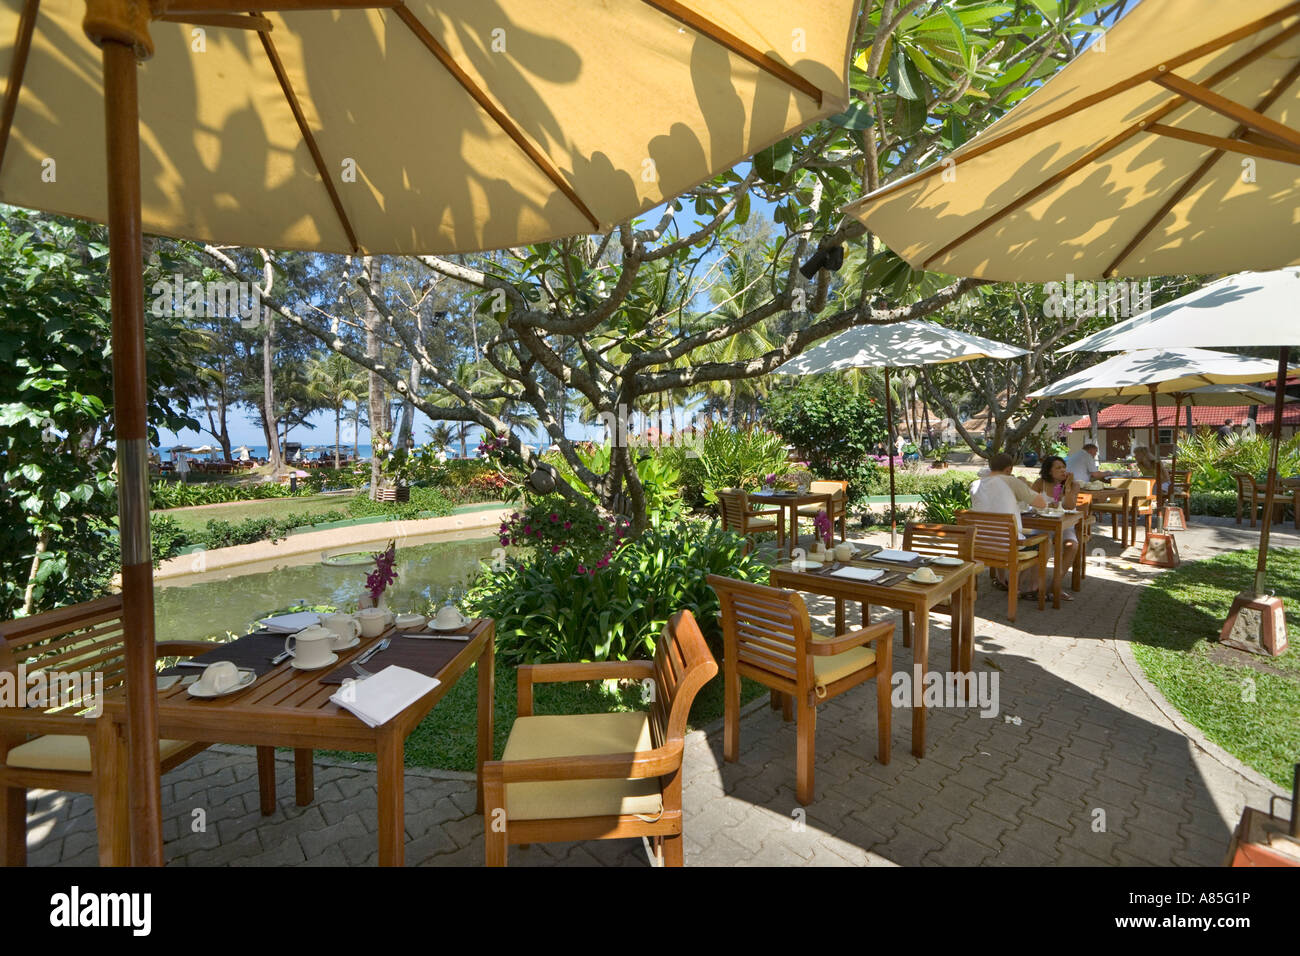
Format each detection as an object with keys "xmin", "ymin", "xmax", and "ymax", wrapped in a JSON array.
[{"xmin": 775, "ymin": 319, "xmax": 1028, "ymax": 545}]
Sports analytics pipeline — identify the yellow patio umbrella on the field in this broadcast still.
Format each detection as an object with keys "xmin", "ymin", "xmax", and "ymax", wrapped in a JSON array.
[{"xmin": 0, "ymin": 0, "xmax": 862, "ymax": 865}]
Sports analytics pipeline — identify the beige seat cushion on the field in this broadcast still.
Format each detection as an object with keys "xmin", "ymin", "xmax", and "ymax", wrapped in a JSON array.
[
  {"xmin": 5, "ymin": 734, "xmax": 194, "ymax": 773},
  {"xmin": 809, "ymin": 640, "xmax": 877, "ymax": 691},
  {"xmin": 744, "ymin": 519, "xmax": 777, "ymax": 532},
  {"xmin": 502, "ymin": 712, "xmax": 663, "ymax": 821}
]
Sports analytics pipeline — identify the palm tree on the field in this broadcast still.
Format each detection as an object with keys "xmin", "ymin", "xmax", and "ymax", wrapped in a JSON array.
[
  {"xmin": 305, "ymin": 352, "xmax": 364, "ymax": 468},
  {"xmin": 693, "ymin": 245, "xmax": 776, "ymax": 426}
]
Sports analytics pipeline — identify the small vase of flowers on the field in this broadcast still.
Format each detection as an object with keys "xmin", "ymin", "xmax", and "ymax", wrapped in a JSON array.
[
  {"xmin": 811, "ymin": 510, "xmax": 833, "ymax": 555},
  {"xmin": 361, "ymin": 539, "xmax": 398, "ymax": 609}
]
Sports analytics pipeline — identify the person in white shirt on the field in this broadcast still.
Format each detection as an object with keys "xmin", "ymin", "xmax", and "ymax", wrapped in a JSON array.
[
  {"xmin": 1065, "ymin": 442, "xmax": 1106, "ymax": 485},
  {"xmin": 972, "ymin": 453, "xmax": 1047, "ymax": 593}
]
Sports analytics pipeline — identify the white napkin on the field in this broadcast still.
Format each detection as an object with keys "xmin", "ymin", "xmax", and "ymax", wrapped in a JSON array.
[
  {"xmin": 830, "ymin": 566, "xmax": 884, "ymax": 582},
  {"xmin": 874, "ymin": 549, "xmax": 921, "ymax": 563},
  {"xmin": 330, "ymin": 665, "xmax": 440, "ymax": 727},
  {"xmin": 258, "ymin": 611, "xmax": 321, "ymax": 633}
]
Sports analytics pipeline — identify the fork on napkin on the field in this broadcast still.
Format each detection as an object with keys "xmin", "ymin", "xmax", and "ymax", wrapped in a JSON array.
[{"xmin": 329, "ymin": 665, "xmax": 440, "ymax": 727}]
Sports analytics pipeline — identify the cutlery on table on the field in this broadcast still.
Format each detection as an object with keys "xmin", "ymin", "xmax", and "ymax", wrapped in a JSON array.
[
  {"xmin": 355, "ymin": 637, "xmax": 390, "ymax": 666},
  {"xmin": 270, "ymin": 650, "xmax": 293, "ymax": 665}
]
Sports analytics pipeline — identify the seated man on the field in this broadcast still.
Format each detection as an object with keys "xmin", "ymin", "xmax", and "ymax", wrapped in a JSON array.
[
  {"xmin": 973, "ymin": 452, "xmax": 1048, "ymax": 594},
  {"xmin": 1065, "ymin": 442, "xmax": 1107, "ymax": 485}
]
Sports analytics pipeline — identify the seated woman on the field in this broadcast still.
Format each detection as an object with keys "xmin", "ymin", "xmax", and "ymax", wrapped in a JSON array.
[{"xmin": 1031, "ymin": 455, "xmax": 1079, "ymax": 601}]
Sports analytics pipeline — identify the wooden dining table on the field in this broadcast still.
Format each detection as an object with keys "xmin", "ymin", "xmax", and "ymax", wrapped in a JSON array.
[
  {"xmin": 1019, "ymin": 510, "xmax": 1085, "ymax": 609},
  {"xmin": 769, "ymin": 552, "xmax": 983, "ymax": 758},
  {"xmin": 99, "ymin": 619, "xmax": 494, "ymax": 867},
  {"xmin": 748, "ymin": 490, "xmax": 834, "ymax": 559}
]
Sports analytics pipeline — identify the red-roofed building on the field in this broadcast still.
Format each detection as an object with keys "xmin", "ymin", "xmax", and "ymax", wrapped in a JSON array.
[{"xmin": 1067, "ymin": 404, "xmax": 1300, "ymax": 460}]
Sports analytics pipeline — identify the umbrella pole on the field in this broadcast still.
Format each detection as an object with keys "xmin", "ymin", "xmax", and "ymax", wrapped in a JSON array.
[
  {"xmin": 885, "ymin": 367, "xmax": 897, "ymax": 548},
  {"xmin": 93, "ymin": 9, "xmax": 163, "ymax": 866},
  {"xmin": 1148, "ymin": 384, "xmax": 1164, "ymax": 523},
  {"xmin": 1254, "ymin": 347, "xmax": 1290, "ymax": 595}
]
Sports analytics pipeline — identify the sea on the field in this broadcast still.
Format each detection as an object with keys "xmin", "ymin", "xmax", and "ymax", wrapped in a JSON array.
[{"xmin": 164, "ymin": 442, "xmax": 557, "ymax": 460}]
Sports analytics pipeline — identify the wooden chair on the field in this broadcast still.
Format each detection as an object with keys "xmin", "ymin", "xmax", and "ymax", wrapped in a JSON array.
[
  {"xmin": 1125, "ymin": 478, "xmax": 1157, "ymax": 543},
  {"xmin": 1167, "ymin": 470, "xmax": 1192, "ymax": 523},
  {"xmin": 1074, "ymin": 492, "xmax": 1094, "ymax": 581},
  {"xmin": 482, "ymin": 609, "xmax": 718, "ymax": 867},
  {"xmin": 900, "ymin": 523, "xmax": 975, "ymax": 660},
  {"xmin": 0, "ymin": 596, "xmax": 253, "ymax": 867},
  {"xmin": 797, "ymin": 479, "xmax": 849, "ymax": 543},
  {"xmin": 954, "ymin": 511, "xmax": 1047, "ymax": 623},
  {"xmin": 1090, "ymin": 477, "xmax": 1154, "ymax": 547},
  {"xmin": 707, "ymin": 575, "xmax": 892, "ymax": 805},
  {"xmin": 716, "ymin": 488, "xmax": 784, "ymax": 553},
  {"xmin": 1234, "ymin": 473, "xmax": 1298, "ymax": 528}
]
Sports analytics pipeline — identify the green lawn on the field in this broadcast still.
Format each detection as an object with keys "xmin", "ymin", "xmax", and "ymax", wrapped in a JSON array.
[
  {"xmin": 154, "ymin": 494, "xmax": 350, "ymax": 536},
  {"xmin": 320, "ymin": 661, "xmax": 766, "ymax": 771},
  {"xmin": 1130, "ymin": 548, "xmax": 1300, "ymax": 788}
]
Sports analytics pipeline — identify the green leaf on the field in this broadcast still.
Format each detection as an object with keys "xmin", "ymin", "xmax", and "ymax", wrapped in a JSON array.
[{"xmin": 826, "ymin": 101, "xmax": 876, "ymax": 130}]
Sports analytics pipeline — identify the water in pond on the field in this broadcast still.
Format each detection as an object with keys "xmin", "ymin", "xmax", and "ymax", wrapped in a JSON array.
[{"xmin": 155, "ymin": 533, "xmax": 500, "ymax": 644}]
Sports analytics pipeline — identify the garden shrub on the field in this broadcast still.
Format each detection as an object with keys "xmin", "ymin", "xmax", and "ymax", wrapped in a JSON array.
[
  {"xmin": 666, "ymin": 423, "xmax": 789, "ymax": 505},
  {"xmin": 764, "ymin": 377, "xmax": 885, "ymax": 499},
  {"xmin": 150, "ymin": 479, "xmax": 315, "ymax": 509},
  {"xmin": 920, "ymin": 477, "xmax": 974, "ymax": 525}
]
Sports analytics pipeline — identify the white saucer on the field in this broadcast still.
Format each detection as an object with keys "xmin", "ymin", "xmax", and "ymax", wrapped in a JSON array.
[
  {"xmin": 428, "ymin": 618, "xmax": 470, "ymax": 632},
  {"xmin": 187, "ymin": 669, "xmax": 256, "ymax": 698},
  {"xmin": 289, "ymin": 652, "xmax": 339, "ymax": 671},
  {"xmin": 907, "ymin": 571, "xmax": 942, "ymax": 584},
  {"xmin": 332, "ymin": 636, "xmax": 361, "ymax": 652},
  {"xmin": 394, "ymin": 613, "xmax": 426, "ymax": 630},
  {"xmin": 930, "ymin": 556, "xmax": 963, "ymax": 566}
]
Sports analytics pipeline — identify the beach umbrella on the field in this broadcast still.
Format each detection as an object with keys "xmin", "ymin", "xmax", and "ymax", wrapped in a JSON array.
[
  {"xmin": 775, "ymin": 319, "xmax": 1027, "ymax": 545},
  {"xmin": 0, "ymin": 0, "xmax": 862, "ymax": 865},
  {"xmin": 841, "ymin": 1, "xmax": 1300, "ymax": 280}
]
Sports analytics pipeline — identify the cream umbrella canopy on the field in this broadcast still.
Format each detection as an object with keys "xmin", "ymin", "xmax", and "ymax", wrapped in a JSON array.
[
  {"xmin": 0, "ymin": 0, "xmax": 862, "ymax": 865},
  {"xmin": 774, "ymin": 319, "xmax": 1027, "ymax": 545},
  {"xmin": 840, "ymin": 0, "xmax": 1300, "ymax": 281}
]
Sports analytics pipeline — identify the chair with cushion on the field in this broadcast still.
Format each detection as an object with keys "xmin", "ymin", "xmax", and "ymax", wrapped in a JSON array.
[
  {"xmin": 1090, "ymin": 477, "xmax": 1153, "ymax": 547},
  {"xmin": 954, "ymin": 511, "xmax": 1047, "ymax": 623},
  {"xmin": 900, "ymin": 523, "xmax": 975, "ymax": 665},
  {"xmin": 1167, "ymin": 470, "xmax": 1192, "ymax": 523},
  {"xmin": 1124, "ymin": 478, "xmax": 1157, "ymax": 544},
  {"xmin": 0, "ymin": 596, "xmax": 264, "ymax": 866},
  {"xmin": 716, "ymin": 488, "xmax": 784, "ymax": 554},
  {"xmin": 707, "ymin": 575, "xmax": 892, "ymax": 805},
  {"xmin": 1074, "ymin": 492, "xmax": 1094, "ymax": 581},
  {"xmin": 1234, "ymin": 473, "xmax": 1298, "ymax": 529},
  {"xmin": 797, "ymin": 480, "xmax": 849, "ymax": 543},
  {"xmin": 482, "ymin": 609, "xmax": 717, "ymax": 867}
]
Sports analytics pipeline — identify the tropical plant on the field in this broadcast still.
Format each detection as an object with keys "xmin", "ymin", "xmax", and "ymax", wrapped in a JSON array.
[
  {"xmin": 305, "ymin": 352, "xmax": 364, "ymax": 468},
  {"xmin": 764, "ymin": 376, "xmax": 885, "ymax": 500},
  {"xmin": 920, "ymin": 477, "xmax": 973, "ymax": 525},
  {"xmin": 666, "ymin": 423, "xmax": 790, "ymax": 506}
]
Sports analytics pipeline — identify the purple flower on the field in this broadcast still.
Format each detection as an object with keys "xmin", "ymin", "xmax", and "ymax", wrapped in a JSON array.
[
  {"xmin": 551, "ymin": 545, "xmax": 560, "ymax": 554},
  {"xmin": 549, "ymin": 513, "xmax": 559, "ymax": 523},
  {"xmin": 563, "ymin": 520, "xmax": 572, "ymax": 530}
]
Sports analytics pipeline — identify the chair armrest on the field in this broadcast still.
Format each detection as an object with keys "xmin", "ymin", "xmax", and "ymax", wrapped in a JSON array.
[
  {"xmin": 155, "ymin": 640, "xmax": 223, "ymax": 660},
  {"xmin": 748, "ymin": 508, "xmax": 781, "ymax": 518},
  {"xmin": 517, "ymin": 661, "xmax": 654, "ymax": 717},
  {"xmin": 0, "ymin": 709, "xmax": 96, "ymax": 735},
  {"xmin": 1018, "ymin": 532, "xmax": 1049, "ymax": 549},
  {"xmin": 483, "ymin": 740, "xmax": 684, "ymax": 784},
  {"xmin": 811, "ymin": 620, "xmax": 894, "ymax": 656}
]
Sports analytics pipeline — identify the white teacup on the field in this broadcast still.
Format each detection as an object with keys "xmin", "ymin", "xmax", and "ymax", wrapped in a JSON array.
[
  {"xmin": 356, "ymin": 606, "xmax": 393, "ymax": 638},
  {"xmin": 196, "ymin": 660, "xmax": 242, "ymax": 694},
  {"xmin": 834, "ymin": 543, "xmax": 855, "ymax": 562},
  {"xmin": 321, "ymin": 612, "xmax": 361, "ymax": 648},
  {"xmin": 434, "ymin": 605, "xmax": 467, "ymax": 629},
  {"xmin": 912, "ymin": 566, "xmax": 940, "ymax": 583},
  {"xmin": 285, "ymin": 625, "xmax": 336, "ymax": 667}
]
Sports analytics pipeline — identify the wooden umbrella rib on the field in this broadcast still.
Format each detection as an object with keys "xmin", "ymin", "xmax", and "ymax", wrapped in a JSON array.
[
  {"xmin": 156, "ymin": 13, "xmax": 273, "ymax": 30},
  {"xmin": 1154, "ymin": 73, "xmax": 1300, "ymax": 150},
  {"xmin": 1105, "ymin": 56, "xmax": 1300, "ymax": 276},
  {"xmin": 857, "ymin": 5, "xmax": 1300, "ymax": 209},
  {"xmin": 0, "ymin": 0, "xmax": 39, "ymax": 182},
  {"xmin": 638, "ymin": 0, "xmax": 824, "ymax": 105},
  {"xmin": 255, "ymin": 17, "xmax": 361, "ymax": 253},
  {"xmin": 392, "ymin": 2, "xmax": 599, "ymax": 231},
  {"xmin": 1147, "ymin": 124, "xmax": 1300, "ymax": 166}
]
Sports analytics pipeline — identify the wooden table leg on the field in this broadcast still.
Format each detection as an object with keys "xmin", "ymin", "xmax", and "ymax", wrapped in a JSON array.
[
  {"xmin": 93, "ymin": 718, "xmax": 130, "ymax": 867},
  {"xmin": 834, "ymin": 597, "xmax": 846, "ymax": 635},
  {"xmin": 1051, "ymin": 529, "xmax": 1064, "ymax": 609},
  {"xmin": 376, "ymin": 727, "xmax": 405, "ymax": 867},
  {"xmin": 961, "ymin": 579, "xmax": 975, "ymax": 674},
  {"xmin": 949, "ymin": 597, "xmax": 961, "ymax": 674},
  {"xmin": 1, "ymin": 783, "xmax": 25, "ymax": 867},
  {"xmin": 256, "ymin": 745, "xmax": 276, "ymax": 816},
  {"xmin": 861, "ymin": 602, "xmax": 870, "ymax": 627},
  {"xmin": 476, "ymin": 632, "xmax": 495, "ymax": 815},
  {"xmin": 294, "ymin": 749, "xmax": 314, "ymax": 807},
  {"xmin": 1071, "ymin": 526, "xmax": 1084, "ymax": 591},
  {"xmin": 911, "ymin": 613, "xmax": 929, "ymax": 758}
]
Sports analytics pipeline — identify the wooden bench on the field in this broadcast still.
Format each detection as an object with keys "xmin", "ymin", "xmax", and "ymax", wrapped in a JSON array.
[{"xmin": 0, "ymin": 596, "xmax": 269, "ymax": 866}]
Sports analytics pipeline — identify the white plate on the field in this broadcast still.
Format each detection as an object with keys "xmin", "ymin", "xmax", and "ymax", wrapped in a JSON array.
[
  {"xmin": 427, "ymin": 619, "xmax": 470, "ymax": 632},
  {"xmin": 289, "ymin": 652, "xmax": 338, "ymax": 671},
  {"xmin": 187, "ymin": 669, "xmax": 257, "ymax": 697},
  {"xmin": 930, "ymin": 556, "xmax": 963, "ymax": 566},
  {"xmin": 907, "ymin": 571, "xmax": 942, "ymax": 584},
  {"xmin": 394, "ymin": 614, "xmax": 426, "ymax": 630},
  {"xmin": 332, "ymin": 635, "xmax": 361, "ymax": 652}
]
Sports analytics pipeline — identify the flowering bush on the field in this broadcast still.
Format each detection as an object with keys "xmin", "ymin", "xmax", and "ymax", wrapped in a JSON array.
[
  {"xmin": 497, "ymin": 496, "xmax": 631, "ymax": 571},
  {"xmin": 468, "ymin": 471, "xmax": 508, "ymax": 496}
]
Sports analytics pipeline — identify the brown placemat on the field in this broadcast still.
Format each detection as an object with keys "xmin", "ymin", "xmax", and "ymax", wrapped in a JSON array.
[
  {"xmin": 159, "ymin": 631, "xmax": 287, "ymax": 678},
  {"xmin": 317, "ymin": 634, "xmax": 466, "ymax": 685}
]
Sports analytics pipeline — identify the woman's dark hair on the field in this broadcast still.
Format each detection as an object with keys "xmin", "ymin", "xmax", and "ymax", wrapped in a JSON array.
[{"xmin": 1039, "ymin": 455, "xmax": 1066, "ymax": 483}]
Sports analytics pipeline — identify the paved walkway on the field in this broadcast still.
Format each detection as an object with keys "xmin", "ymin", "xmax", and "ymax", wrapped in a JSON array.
[{"xmin": 25, "ymin": 518, "xmax": 1293, "ymax": 866}]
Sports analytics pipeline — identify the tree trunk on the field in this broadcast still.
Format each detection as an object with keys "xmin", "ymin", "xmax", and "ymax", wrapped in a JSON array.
[
  {"xmin": 396, "ymin": 360, "xmax": 417, "ymax": 451},
  {"xmin": 263, "ymin": 314, "xmax": 282, "ymax": 472},
  {"xmin": 364, "ymin": 256, "xmax": 385, "ymax": 499},
  {"xmin": 334, "ymin": 404, "xmax": 342, "ymax": 469},
  {"xmin": 459, "ymin": 421, "xmax": 468, "ymax": 459}
]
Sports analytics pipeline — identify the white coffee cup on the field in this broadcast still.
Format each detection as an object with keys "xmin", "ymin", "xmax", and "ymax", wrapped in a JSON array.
[
  {"xmin": 286, "ymin": 625, "xmax": 336, "ymax": 667},
  {"xmin": 196, "ymin": 660, "xmax": 242, "ymax": 694},
  {"xmin": 321, "ymin": 612, "xmax": 361, "ymax": 648},
  {"xmin": 435, "ymin": 605, "xmax": 467, "ymax": 629},
  {"xmin": 834, "ymin": 543, "xmax": 854, "ymax": 562},
  {"xmin": 356, "ymin": 606, "xmax": 393, "ymax": 638}
]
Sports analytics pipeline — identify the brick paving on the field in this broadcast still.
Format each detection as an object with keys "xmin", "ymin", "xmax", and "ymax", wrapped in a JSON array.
[{"xmin": 24, "ymin": 518, "xmax": 1293, "ymax": 866}]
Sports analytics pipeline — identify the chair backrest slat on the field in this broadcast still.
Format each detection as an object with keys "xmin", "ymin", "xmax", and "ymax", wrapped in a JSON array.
[
  {"xmin": 716, "ymin": 489, "xmax": 748, "ymax": 530},
  {"xmin": 903, "ymin": 523, "xmax": 973, "ymax": 561},
  {"xmin": 707, "ymin": 575, "xmax": 812, "ymax": 690},
  {"xmin": 954, "ymin": 510, "xmax": 1019, "ymax": 562}
]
